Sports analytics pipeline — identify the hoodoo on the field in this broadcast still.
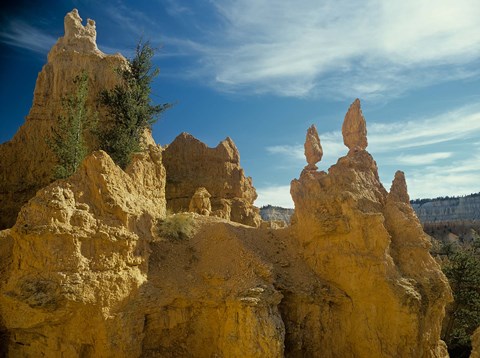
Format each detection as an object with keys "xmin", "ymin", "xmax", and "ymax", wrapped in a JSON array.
[{"xmin": 0, "ymin": 10, "xmax": 453, "ymax": 358}]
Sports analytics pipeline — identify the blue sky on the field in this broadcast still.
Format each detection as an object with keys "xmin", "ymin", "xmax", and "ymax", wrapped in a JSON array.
[{"xmin": 1, "ymin": 0, "xmax": 479, "ymax": 207}]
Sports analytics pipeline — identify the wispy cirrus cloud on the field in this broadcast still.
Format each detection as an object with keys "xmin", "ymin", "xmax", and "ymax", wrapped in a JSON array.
[
  {"xmin": 263, "ymin": 102, "xmax": 480, "ymax": 203},
  {"xmin": 405, "ymin": 156, "xmax": 480, "ymax": 199},
  {"xmin": 395, "ymin": 152, "xmax": 452, "ymax": 165},
  {"xmin": 173, "ymin": 0, "xmax": 480, "ymax": 98},
  {"xmin": 0, "ymin": 20, "xmax": 57, "ymax": 54}
]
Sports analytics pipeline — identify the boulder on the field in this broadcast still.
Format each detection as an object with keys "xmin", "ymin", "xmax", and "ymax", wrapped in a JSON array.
[
  {"xmin": 189, "ymin": 187, "xmax": 212, "ymax": 215},
  {"xmin": 304, "ymin": 124, "xmax": 322, "ymax": 170},
  {"xmin": 342, "ymin": 98, "xmax": 368, "ymax": 152}
]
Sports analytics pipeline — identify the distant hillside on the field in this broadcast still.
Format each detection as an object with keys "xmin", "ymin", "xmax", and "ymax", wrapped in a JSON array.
[
  {"xmin": 260, "ymin": 192, "xmax": 480, "ymax": 225},
  {"xmin": 411, "ymin": 192, "xmax": 480, "ymax": 223},
  {"xmin": 260, "ymin": 205, "xmax": 294, "ymax": 223}
]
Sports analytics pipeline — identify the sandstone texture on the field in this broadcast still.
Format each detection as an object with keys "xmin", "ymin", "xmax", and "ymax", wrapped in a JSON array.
[
  {"xmin": 342, "ymin": 98, "xmax": 368, "ymax": 151},
  {"xmin": 0, "ymin": 9, "xmax": 454, "ymax": 358},
  {"xmin": 189, "ymin": 187, "xmax": 212, "ymax": 215},
  {"xmin": 0, "ymin": 149, "xmax": 166, "ymax": 357},
  {"xmin": 163, "ymin": 132, "xmax": 261, "ymax": 227},
  {"xmin": 289, "ymin": 100, "xmax": 452, "ymax": 357},
  {"xmin": 0, "ymin": 9, "xmax": 128, "ymax": 230},
  {"xmin": 472, "ymin": 327, "xmax": 480, "ymax": 358},
  {"xmin": 304, "ymin": 124, "xmax": 322, "ymax": 170}
]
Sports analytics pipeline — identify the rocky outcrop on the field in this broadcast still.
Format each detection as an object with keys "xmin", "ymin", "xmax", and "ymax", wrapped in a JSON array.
[
  {"xmin": 412, "ymin": 194, "xmax": 480, "ymax": 223},
  {"xmin": 342, "ymin": 98, "xmax": 367, "ymax": 151},
  {"xmin": 290, "ymin": 99, "xmax": 452, "ymax": 357},
  {"xmin": 0, "ymin": 9, "xmax": 128, "ymax": 230},
  {"xmin": 472, "ymin": 327, "xmax": 480, "ymax": 358},
  {"xmin": 0, "ymin": 149, "xmax": 165, "ymax": 357},
  {"xmin": 0, "ymin": 8, "xmax": 454, "ymax": 357},
  {"xmin": 304, "ymin": 124, "xmax": 322, "ymax": 170},
  {"xmin": 189, "ymin": 187, "xmax": 212, "ymax": 215},
  {"xmin": 163, "ymin": 132, "xmax": 261, "ymax": 227},
  {"xmin": 260, "ymin": 205, "xmax": 294, "ymax": 224}
]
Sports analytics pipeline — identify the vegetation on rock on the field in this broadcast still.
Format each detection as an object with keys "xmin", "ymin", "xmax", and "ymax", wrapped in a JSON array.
[
  {"xmin": 47, "ymin": 71, "xmax": 96, "ymax": 179},
  {"xmin": 99, "ymin": 40, "xmax": 171, "ymax": 169},
  {"xmin": 158, "ymin": 213, "xmax": 197, "ymax": 240},
  {"xmin": 440, "ymin": 237, "xmax": 480, "ymax": 357}
]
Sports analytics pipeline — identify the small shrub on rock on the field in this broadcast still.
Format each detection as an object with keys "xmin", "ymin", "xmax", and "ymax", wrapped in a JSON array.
[{"xmin": 158, "ymin": 213, "xmax": 196, "ymax": 240}]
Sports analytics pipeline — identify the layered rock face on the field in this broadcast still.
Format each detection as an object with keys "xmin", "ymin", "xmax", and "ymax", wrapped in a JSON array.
[
  {"xmin": 412, "ymin": 195, "xmax": 480, "ymax": 223},
  {"xmin": 0, "ymin": 9, "xmax": 127, "ymax": 230},
  {"xmin": 163, "ymin": 132, "xmax": 261, "ymax": 227},
  {"xmin": 290, "ymin": 99, "xmax": 452, "ymax": 357},
  {"xmin": 0, "ymin": 149, "xmax": 166, "ymax": 357}
]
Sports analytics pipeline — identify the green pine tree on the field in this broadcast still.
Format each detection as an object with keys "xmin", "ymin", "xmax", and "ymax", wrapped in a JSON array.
[
  {"xmin": 442, "ymin": 240, "xmax": 480, "ymax": 357},
  {"xmin": 99, "ymin": 40, "xmax": 171, "ymax": 169},
  {"xmin": 48, "ymin": 71, "xmax": 96, "ymax": 179}
]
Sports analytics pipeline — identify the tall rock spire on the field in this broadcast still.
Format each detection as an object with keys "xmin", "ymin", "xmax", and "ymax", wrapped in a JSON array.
[
  {"xmin": 304, "ymin": 124, "xmax": 323, "ymax": 170},
  {"xmin": 342, "ymin": 98, "xmax": 368, "ymax": 152}
]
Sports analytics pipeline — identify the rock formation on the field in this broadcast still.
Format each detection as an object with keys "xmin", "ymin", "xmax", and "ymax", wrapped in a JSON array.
[
  {"xmin": 0, "ymin": 9, "xmax": 128, "ymax": 230},
  {"xmin": 0, "ymin": 149, "xmax": 166, "ymax": 357},
  {"xmin": 0, "ymin": 9, "xmax": 454, "ymax": 357},
  {"xmin": 163, "ymin": 132, "xmax": 261, "ymax": 227},
  {"xmin": 189, "ymin": 187, "xmax": 212, "ymax": 215},
  {"xmin": 412, "ymin": 193, "xmax": 480, "ymax": 223},
  {"xmin": 289, "ymin": 100, "xmax": 452, "ymax": 357},
  {"xmin": 342, "ymin": 98, "xmax": 368, "ymax": 151},
  {"xmin": 472, "ymin": 327, "xmax": 480, "ymax": 358},
  {"xmin": 304, "ymin": 124, "xmax": 322, "ymax": 170},
  {"xmin": 259, "ymin": 205, "xmax": 294, "ymax": 224}
]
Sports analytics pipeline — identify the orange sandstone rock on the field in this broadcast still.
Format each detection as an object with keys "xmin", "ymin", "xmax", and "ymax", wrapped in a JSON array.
[
  {"xmin": 163, "ymin": 132, "xmax": 261, "ymax": 227},
  {"xmin": 290, "ymin": 105, "xmax": 452, "ymax": 357},
  {"xmin": 189, "ymin": 187, "xmax": 212, "ymax": 215},
  {"xmin": 304, "ymin": 124, "xmax": 323, "ymax": 170},
  {"xmin": 0, "ymin": 150, "xmax": 165, "ymax": 357},
  {"xmin": 342, "ymin": 98, "xmax": 368, "ymax": 152},
  {"xmin": 0, "ymin": 9, "xmax": 129, "ymax": 230}
]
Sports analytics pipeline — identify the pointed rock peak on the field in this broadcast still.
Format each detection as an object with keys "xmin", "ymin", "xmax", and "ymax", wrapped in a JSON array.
[
  {"xmin": 342, "ymin": 98, "xmax": 368, "ymax": 152},
  {"xmin": 389, "ymin": 170, "xmax": 410, "ymax": 204},
  {"xmin": 64, "ymin": 9, "xmax": 95, "ymax": 38},
  {"xmin": 304, "ymin": 124, "xmax": 323, "ymax": 170},
  {"xmin": 52, "ymin": 9, "xmax": 99, "ymax": 56}
]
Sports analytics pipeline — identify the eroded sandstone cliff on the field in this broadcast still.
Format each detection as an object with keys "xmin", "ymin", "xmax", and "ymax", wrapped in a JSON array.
[
  {"xmin": 0, "ymin": 148, "xmax": 165, "ymax": 357},
  {"xmin": 0, "ymin": 9, "xmax": 128, "ymax": 230},
  {"xmin": 163, "ymin": 132, "xmax": 261, "ymax": 227},
  {"xmin": 0, "ymin": 9, "xmax": 453, "ymax": 358},
  {"xmin": 290, "ymin": 100, "xmax": 452, "ymax": 357}
]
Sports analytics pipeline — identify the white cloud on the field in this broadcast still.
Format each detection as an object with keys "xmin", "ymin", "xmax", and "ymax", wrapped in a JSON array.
[
  {"xmin": 264, "ymin": 102, "xmax": 480, "ymax": 204},
  {"xmin": 266, "ymin": 145, "xmax": 303, "ymax": 160},
  {"xmin": 405, "ymin": 157, "xmax": 480, "ymax": 199},
  {"xmin": 395, "ymin": 152, "xmax": 452, "ymax": 165},
  {"xmin": 0, "ymin": 20, "xmax": 57, "ymax": 54},
  {"xmin": 368, "ymin": 105, "xmax": 480, "ymax": 152},
  {"xmin": 395, "ymin": 152, "xmax": 453, "ymax": 166},
  {"xmin": 255, "ymin": 185, "xmax": 294, "ymax": 208},
  {"xmin": 177, "ymin": 0, "xmax": 480, "ymax": 98}
]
